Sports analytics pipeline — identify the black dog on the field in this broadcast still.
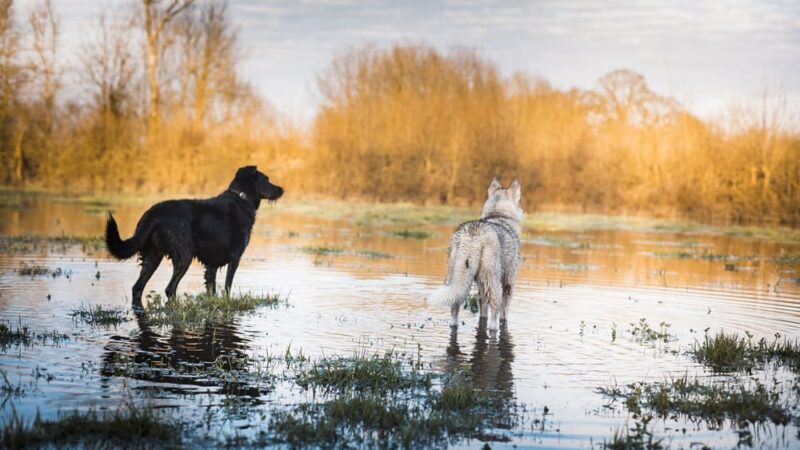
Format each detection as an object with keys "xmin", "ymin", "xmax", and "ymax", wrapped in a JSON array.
[{"xmin": 105, "ymin": 166, "xmax": 283, "ymax": 306}]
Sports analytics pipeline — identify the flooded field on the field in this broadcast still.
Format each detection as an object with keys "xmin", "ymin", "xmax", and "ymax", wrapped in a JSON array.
[{"xmin": 1, "ymin": 191, "xmax": 799, "ymax": 448}]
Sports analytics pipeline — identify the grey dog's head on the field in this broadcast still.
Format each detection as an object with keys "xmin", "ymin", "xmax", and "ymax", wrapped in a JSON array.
[{"xmin": 480, "ymin": 177, "xmax": 523, "ymax": 221}]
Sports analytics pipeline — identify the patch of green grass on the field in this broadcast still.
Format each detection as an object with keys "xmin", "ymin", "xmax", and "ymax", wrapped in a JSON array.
[
  {"xmin": 354, "ymin": 249, "xmax": 392, "ymax": 259},
  {"xmin": 598, "ymin": 375, "xmax": 791, "ymax": 428},
  {"xmin": 301, "ymin": 245, "xmax": 344, "ymax": 256},
  {"xmin": 389, "ymin": 229, "xmax": 433, "ymax": 240},
  {"xmin": 69, "ymin": 304, "xmax": 128, "ymax": 327},
  {"xmin": 16, "ymin": 262, "xmax": 52, "ymax": 277},
  {"xmin": 295, "ymin": 351, "xmax": 432, "ymax": 394},
  {"xmin": 628, "ymin": 318, "xmax": 674, "ymax": 345},
  {"xmin": 524, "ymin": 234, "xmax": 589, "ymax": 249},
  {"xmin": 774, "ymin": 254, "xmax": 800, "ymax": 265},
  {"xmin": 300, "ymin": 245, "xmax": 391, "ymax": 259},
  {"xmin": 269, "ymin": 370, "xmax": 520, "ymax": 448},
  {"xmin": 692, "ymin": 331, "xmax": 800, "ymax": 373},
  {"xmin": 143, "ymin": 292, "xmax": 284, "ymax": 328},
  {"xmin": 0, "ymin": 403, "xmax": 181, "ymax": 449},
  {"xmin": 603, "ymin": 417, "xmax": 663, "ymax": 450},
  {"xmin": 0, "ymin": 235, "xmax": 104, "ymax": 254},
  {"xmin": 0, "ymin": 322, "xmax": 69, "ymax": 351}
]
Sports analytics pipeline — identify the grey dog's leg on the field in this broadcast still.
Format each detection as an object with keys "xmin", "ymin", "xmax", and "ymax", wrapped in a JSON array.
[
  {"xmin": 484, "ymin": 277, "xmax": 503, "ymax": 332},
  {"xmin": 450, "ymin": 302, "xmax": 460, "ymax": 327},
  {"xmin": 500, "ymin": 283, "xmax": 513, "ymax": 322}
]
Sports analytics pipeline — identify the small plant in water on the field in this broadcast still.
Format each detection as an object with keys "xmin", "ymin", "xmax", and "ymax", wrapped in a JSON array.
[
  {"xmin": 0, "ymin": 403, "xmax": 181, "ymax": 448},
  {"xmin": 597, "ymin": 374, "xmax": 792, "ymax": 428},
  {"xmin": 269, "ymin": 367, "xmax": 523, "ymax": 448},
  {"xmin": 17, "ymin": 263, "xmax": 71, "ymax": 278},
  {"xmin": 628, "ymin": 318, "xmax": 674, "ymax": 345},
  {"xmin": 0, "ymin": 321, "xmax": 68, "ymax": 350},
  {"xmin": 389, "ymin": 229, "xmax": 432, "ymax": 240},
  {"xmin": 69, "ymin": 304, "xmax": 128, "ymax": 327},
  {"xmin": 692, "ymin": 330, "xmax": 800, "ymax": 374}
]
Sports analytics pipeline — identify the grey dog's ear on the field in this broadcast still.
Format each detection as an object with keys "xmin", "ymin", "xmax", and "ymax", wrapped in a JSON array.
[
  {"xmin": 509, "ymin": 178, "xmax": 521, "ymax": 203},
  {"xmin": 488, "ymin": 176, "xmax": 502, "ymax": 196}
]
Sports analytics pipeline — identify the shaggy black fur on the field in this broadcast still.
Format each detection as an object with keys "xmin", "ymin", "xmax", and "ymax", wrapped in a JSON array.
[{"xmin": 105, "ymin": 165, "xmax": 283, "ymax": 306}]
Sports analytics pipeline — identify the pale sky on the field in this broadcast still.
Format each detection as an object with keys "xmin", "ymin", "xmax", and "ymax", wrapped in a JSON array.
[{"xmin": 46, "ymin": 0, "xmax": 800, "ymax": 123}]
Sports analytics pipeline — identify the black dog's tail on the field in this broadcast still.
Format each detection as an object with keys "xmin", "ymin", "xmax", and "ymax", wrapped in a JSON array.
[{"xmin": 105, "ymin": 212, "xmax": 155, "ymax": 260}]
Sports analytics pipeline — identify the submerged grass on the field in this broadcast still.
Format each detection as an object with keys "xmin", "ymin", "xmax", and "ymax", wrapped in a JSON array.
[
  {"xmin": 0, "ymin": 235, "xmax": 104, "ymax": 254},
  {"xmin": 295, "ymin": 351, "xmax": 432, "ymax": 394},
  {"xmin": 0, "ymin": 403, "xmax": 181, "ymax": 449},
  {"xmin": 598, "ymin": 374, "xmax": 792, "ymax": 428},
  {"xmin": 300, "ymin": 245, "xmax": 392, "ymax": 259},
  {"xmin": 270, "ymin": 370, "xmax": 521, "ymax": 448},
  {"xmin": 143, "ymin": 291, "xmax": 284, "ymax": 328},
  {"xmin": 628, "ymin": 318, "xmax": 675, "ymax": 346},
  {"xmin": 388, "ymin": 229, "xmax": 433, "ymax": 240},
  {"xmin": 69, "ymin": 304, "xmax": 129, "ymax": 327},
  {"xmin": 691, "ymin": 331, "xmax": 800, "ymax": 373},
  {"xmin": 15, "ymin": 262, "xmax": 71, "ymax": 278},
  {"xmin": 0, "ymin": 322, "xmax": 68, "ymax": 351}
]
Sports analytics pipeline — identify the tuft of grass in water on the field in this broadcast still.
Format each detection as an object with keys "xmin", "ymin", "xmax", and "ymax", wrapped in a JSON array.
[
  {"xmin": 300, "ymin": 245, "xmax": 391, "ymax": 259},
  {"xmin": 295, "ymin": 351, "xmax": 432, "ymax": 394},
  {"xmin": 15, "ymin": 262, "xmax": 70, "ymax": 278},
  {"xmin": 0, "ymin": 235, "xmax": 104, "ymax": 254},
  {"xmin": 692, "ymin": 331, "xmax": 800, "ymax": 373},
  {"xmin": 354, "ymin": 249, "xmax": 392, "ymax": 259},
  {"xmin": 0, "ymin": 403, "xmax": 181, "ymax": 448},
  {"xmin": 597, "ymin": 374, "xmax": 792, "ymax": 428},
  {"xmin": 0, "ymin": 322, "xmax": 69, "ymax": 351},
  {"xmin": 16, "ymin": 262, "xmax": 50, "ymax": 276},
  {"xmin": 628, "ymin": 318, "xmax": 674, "ymax": 345},
  {"xmin": 69, "ymin": 304, "xmax": 128, "ymax": 327},
  {"xmin": 603, "ymin": 417, "xmax": 663, "ymax": 450},
  {"xmin": 143, "ymin": 291, "xmax": 284, "ymax": 328},
  {"xmin": 389, "ymin": 229, "xmax": 432, "ymax": 240},
  {"xmin": 270, "ymin": 369, "xmax": 520, "ymax": 448},
  {"xmin": 301, "ymin": 245, "xmax": 344, "ymax": 256}
]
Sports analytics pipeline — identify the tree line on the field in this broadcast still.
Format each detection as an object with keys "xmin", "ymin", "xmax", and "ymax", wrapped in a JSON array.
[{"xmin": 1, "ymin": 0, "xmax": 798, "ymax": 226}]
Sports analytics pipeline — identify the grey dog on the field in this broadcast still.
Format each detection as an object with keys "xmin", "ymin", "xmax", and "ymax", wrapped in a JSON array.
[{"xmin": 429, "ymin": 177, "xmax": 523, "ymax": 331}]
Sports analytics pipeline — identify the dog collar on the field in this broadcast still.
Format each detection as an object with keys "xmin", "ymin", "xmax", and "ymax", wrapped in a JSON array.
[{"xmin": 229, "ymin": 189, "xmax": 248, "ymax": 200}]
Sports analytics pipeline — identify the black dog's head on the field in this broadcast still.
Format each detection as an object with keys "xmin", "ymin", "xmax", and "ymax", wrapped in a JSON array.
[{"xmin": 230, "ymin": 166, "xmax": 284, "ymax": 207}]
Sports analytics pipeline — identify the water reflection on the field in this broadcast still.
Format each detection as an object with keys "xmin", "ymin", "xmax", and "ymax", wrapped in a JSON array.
[
  {"xmin": 446, "ymin": 321, "xmax": 515, "ymax": 401},
  {"xmin": 101, "ymin": 312, "xmax": 250, "ymax": 391}
]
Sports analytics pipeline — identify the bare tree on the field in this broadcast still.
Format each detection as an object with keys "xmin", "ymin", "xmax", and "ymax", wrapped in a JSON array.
[
  {"xmin": 0, "ymin": 0, "xmax": 28, "ymax": 183},
  {"xmin": 174, "ymin": 0, "xmax": 239, "ymax": 126},
  {"xmin": 81, "ymin": 12, "xmax": 136, "ymax": 118},
  {"xmin": 141, "ymin": 0, "xmax": 195, "ymax": 131},
  {"xmin": 29, "ymin": 0, "xmax": 60, "ymax": 131}
]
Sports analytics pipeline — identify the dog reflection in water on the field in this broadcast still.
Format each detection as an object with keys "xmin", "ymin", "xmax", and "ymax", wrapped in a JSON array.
[{"xmin": 444, "ymin": 322, "xmax": 515, "ymax": 402}]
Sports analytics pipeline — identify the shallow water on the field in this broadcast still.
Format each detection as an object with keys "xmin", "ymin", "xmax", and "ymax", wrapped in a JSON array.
[{"xmin": 1, "ymin": 193, "xmax": 799, "ymax": 448}]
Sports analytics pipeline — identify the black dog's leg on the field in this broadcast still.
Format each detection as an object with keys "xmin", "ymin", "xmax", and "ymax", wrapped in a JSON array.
[
  {"xmin": 133, "ymin": 255, "xmax": 162, "ymax": 306},
  {"xmin": 224, "ymin": 257, "xmax": 240, "ymax": 295},
  {"xmin": 204, "ymin": 266, "xmax": 218, "ymax": 295},
  {"xmin": 165, "ymin": 256, "xmax": 191, "ymax": 299}
]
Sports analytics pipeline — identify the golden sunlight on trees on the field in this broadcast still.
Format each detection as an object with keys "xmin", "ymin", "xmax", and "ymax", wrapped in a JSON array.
[{"xmin": 0, "ymin": 0, "xmax": 797, "ymax": 226}]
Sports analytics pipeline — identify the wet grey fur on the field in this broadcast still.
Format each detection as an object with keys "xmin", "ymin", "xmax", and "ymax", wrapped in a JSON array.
[{"xmin": 429, "ymin": 177, "xmax": 523, "ymax": 331}]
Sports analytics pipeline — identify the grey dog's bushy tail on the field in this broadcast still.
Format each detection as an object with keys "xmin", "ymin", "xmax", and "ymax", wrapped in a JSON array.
[
  {"xmin": 428, "ymin": 245, "xmax": 478, "ymax": 307},
  {"xmin": 105, "ymin": 212, "xmax": 155, "ymax": 260}
]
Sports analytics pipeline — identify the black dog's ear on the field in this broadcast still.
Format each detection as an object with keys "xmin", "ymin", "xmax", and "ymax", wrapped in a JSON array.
[{"xmin": 246, "ymin": 165, "xmax": 257, "ymax": 174}]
